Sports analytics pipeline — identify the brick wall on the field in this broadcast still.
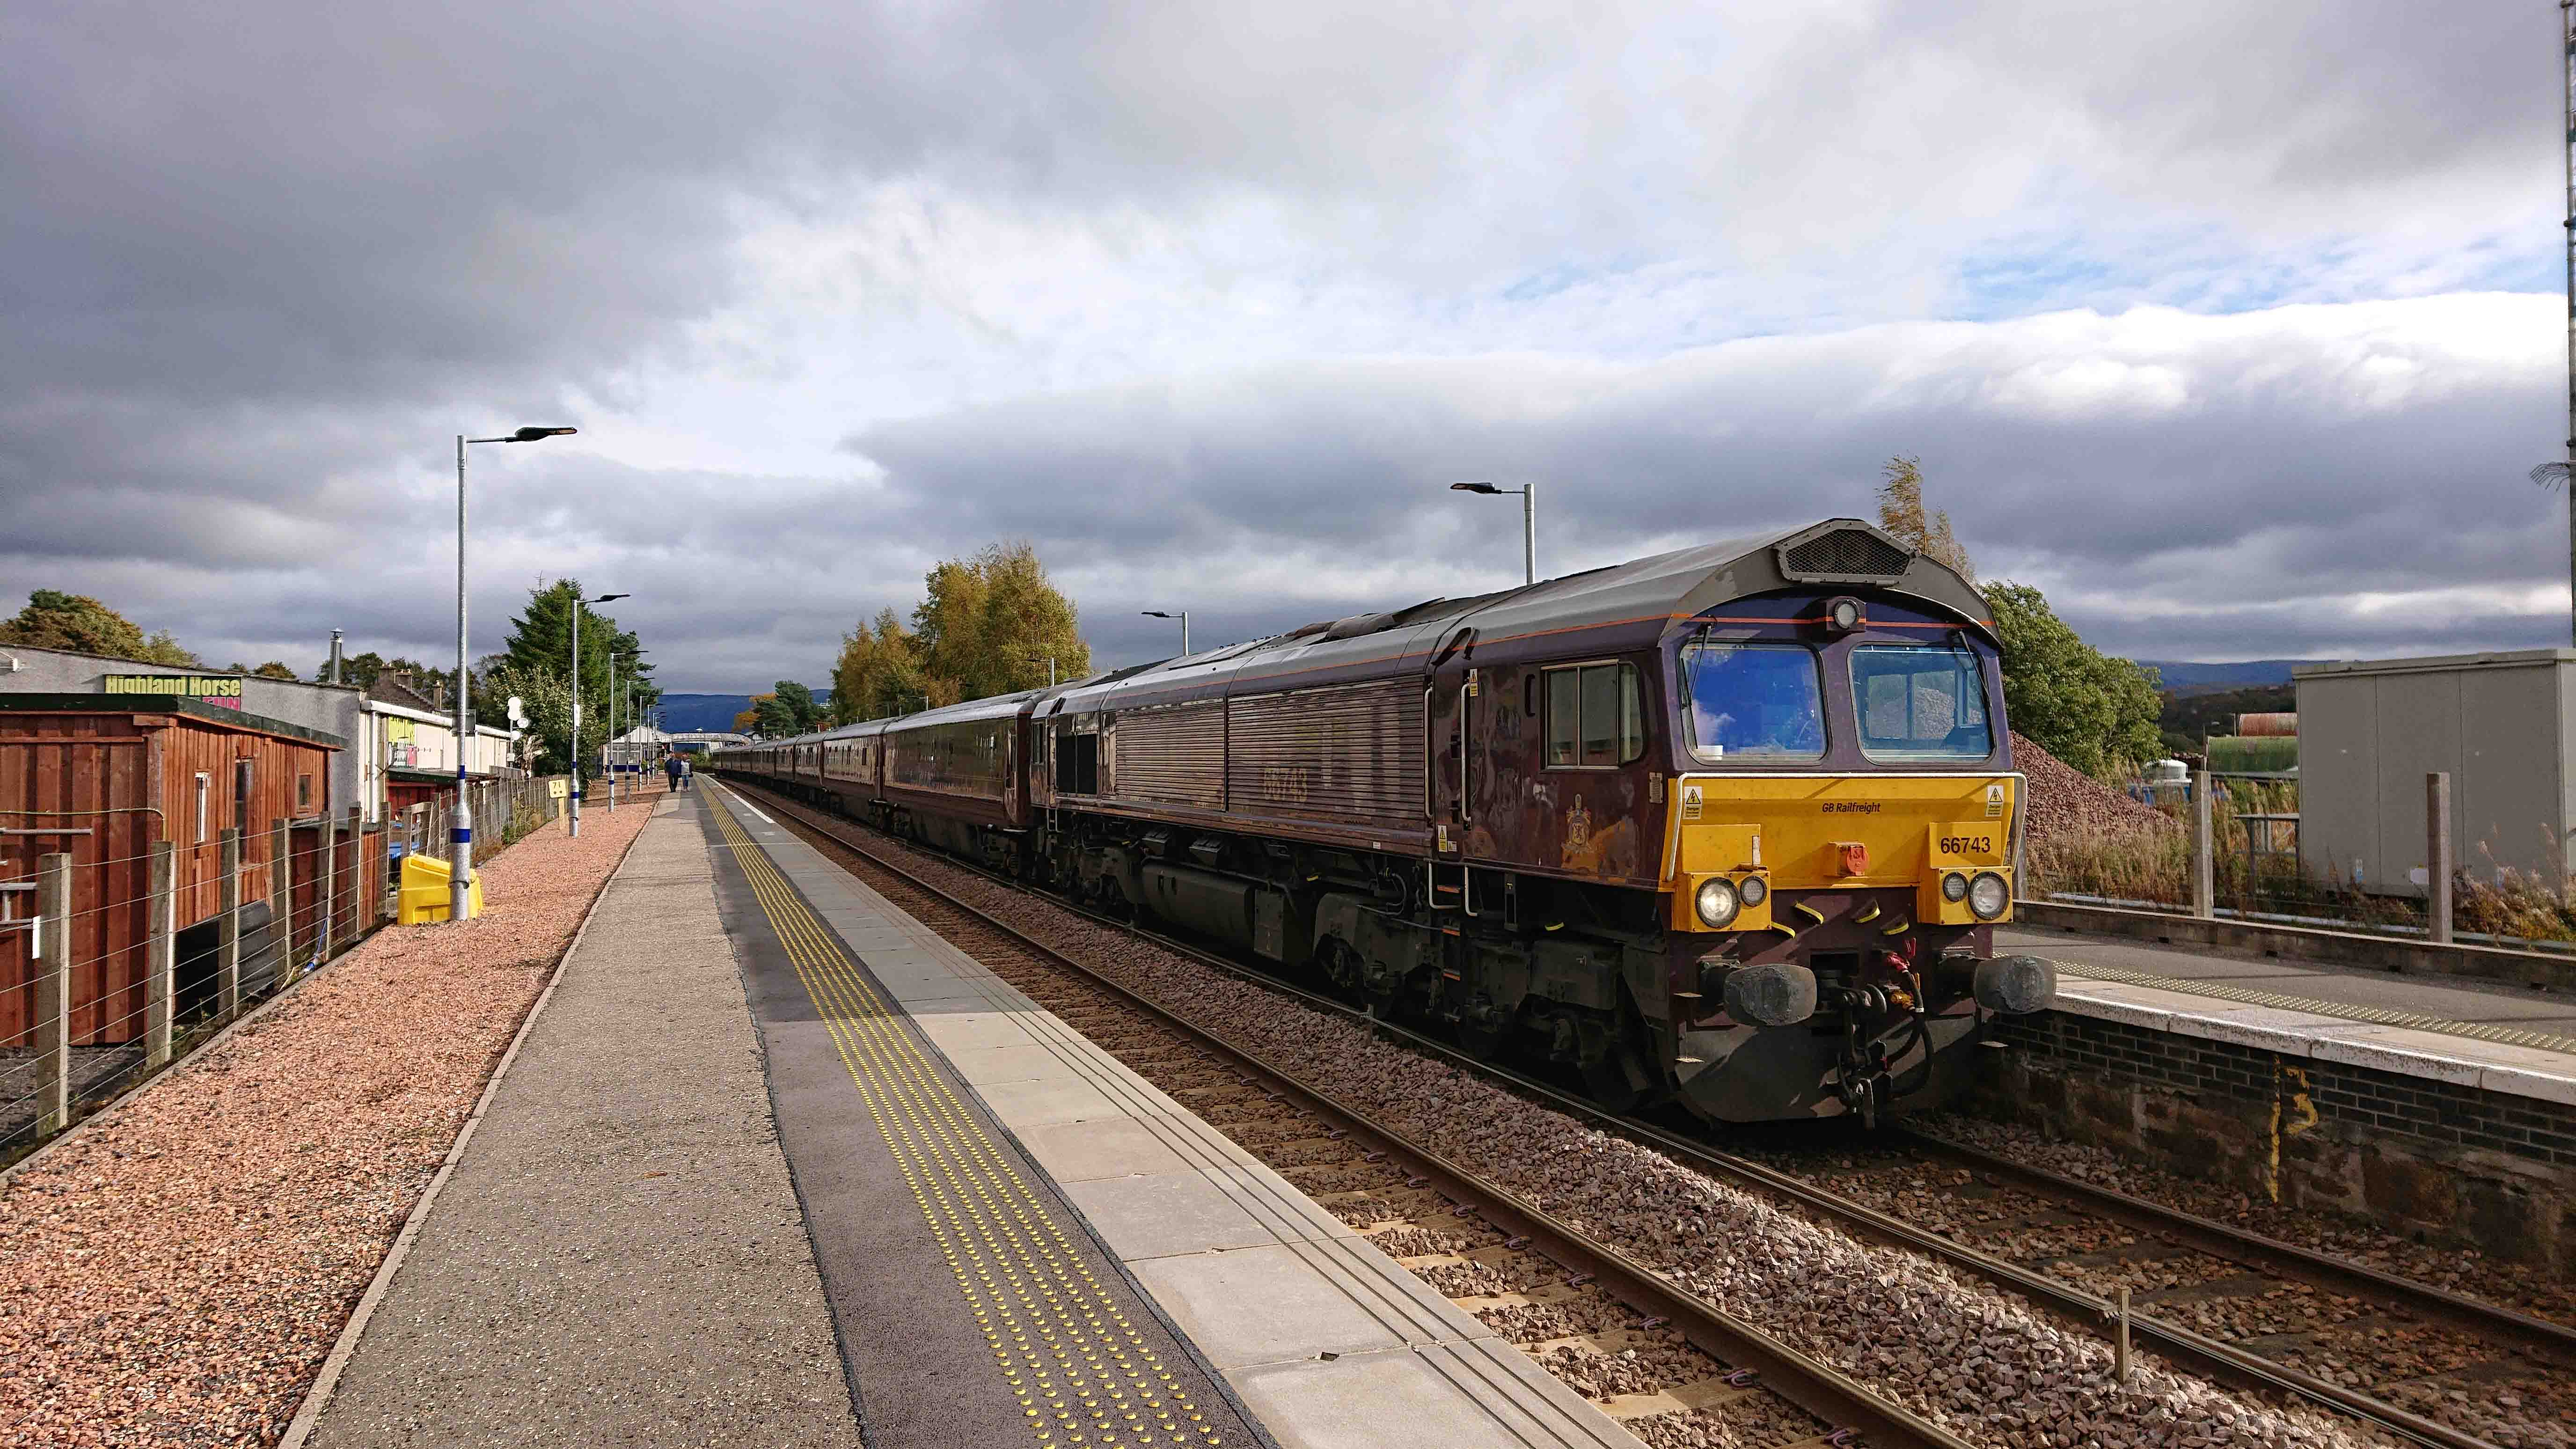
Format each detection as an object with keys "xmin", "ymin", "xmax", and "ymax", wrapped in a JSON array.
[
  {"xmin": 1976, "ymin": 1011, "xmax": 2576, "ymax": 1275},
  {"xmin": 1987, "ymin": 1011, "xmax": 2576, "ymax": 1171}
]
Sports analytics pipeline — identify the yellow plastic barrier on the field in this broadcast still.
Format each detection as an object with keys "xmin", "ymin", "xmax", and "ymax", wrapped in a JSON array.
[{"xmin": 399, "ymin": 852, "xmax": 484, "ymax": 924}]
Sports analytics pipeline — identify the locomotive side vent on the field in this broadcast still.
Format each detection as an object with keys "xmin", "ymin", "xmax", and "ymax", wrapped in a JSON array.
[{"xmin": 1777, "ymin": 527, "xmax": 1912, "ymax": 582}]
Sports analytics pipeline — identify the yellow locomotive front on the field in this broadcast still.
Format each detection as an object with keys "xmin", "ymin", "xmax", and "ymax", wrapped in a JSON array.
[{"xmin": 1654, "ymin": 591, "xmax": 2055, "ymax": 1124}]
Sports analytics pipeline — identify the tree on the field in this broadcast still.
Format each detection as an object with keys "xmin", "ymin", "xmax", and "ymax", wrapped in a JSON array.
[
  {"xmin": 733, "ymin": 695, "xmax": 770, "ymax": 736},
  {"xmin": 754, "ymin": 681, "xmax": 825, "ymax": 737},
  {"xmin": 830, "ymin": 608, "xmax": 935, "ymax": 724},
  {"xmin": 0, "ymin": 590, "xmax": 199, "ymax": 666},
  {"xmin": 483, "ymin": 659, "xmax": 586, "ymax": 773},
  {"xmin": 827, "ymin": 542, "xmax": 1095, "ymax": 721},
  {"xmin": 491, "ymin": 580, "xmax": 659, "ymax": 757},
  {"xmin": 248, "ymin": 661, "xmax": 299, "ymax": 680},
  {"xmin": 1876, "ymin": 456, "xmax": 1974, "ymax": 581},
  {"xmin": 1983, "ymin": 582, "xmax": 2163, "ymax": 779}
]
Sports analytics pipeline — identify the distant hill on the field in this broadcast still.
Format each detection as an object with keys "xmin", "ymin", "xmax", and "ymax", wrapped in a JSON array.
[
  {"xmin": 656, "ymin": 690, "xmax": 832, "ymax": 733},
  {"xmin": 2130, "ymin": 659, "xmax": 2327, "ymax": 696}
]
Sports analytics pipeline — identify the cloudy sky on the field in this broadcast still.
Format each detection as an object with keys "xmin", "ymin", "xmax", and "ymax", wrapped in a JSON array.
[{"xmin": 4, "ymin": 0, "xmax": 2565, "ymax": 691}]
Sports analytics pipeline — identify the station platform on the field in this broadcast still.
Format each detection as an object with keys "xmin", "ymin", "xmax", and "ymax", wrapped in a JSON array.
[
  {"xmin": 292, "ymin": 787, "xmax": 1642, "ymax": 1449},
  {"xmin": 1998, "ymin": 922, "xmax": 2576, "ymax": 1107}
]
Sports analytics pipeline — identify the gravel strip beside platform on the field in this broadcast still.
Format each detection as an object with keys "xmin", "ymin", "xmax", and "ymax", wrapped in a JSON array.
[{"xmin": 0, "ymin": 803, "xmax": 659, "ymax": 1449}]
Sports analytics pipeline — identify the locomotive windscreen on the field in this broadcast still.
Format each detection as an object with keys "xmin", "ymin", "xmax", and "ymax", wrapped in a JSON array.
[
  {"xmin": 1680, "ymin": 640, "xmax": 1826, "ymax": 762},
  {"xmin": 1849, "ymin": 645, "xmax": 1991, "ymax": 761}
]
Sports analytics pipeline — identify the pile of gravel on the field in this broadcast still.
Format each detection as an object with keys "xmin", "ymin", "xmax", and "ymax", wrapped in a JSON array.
[{"xmin": 2013, "ymin": 731, "xmax": 2175, "ymax": 847}]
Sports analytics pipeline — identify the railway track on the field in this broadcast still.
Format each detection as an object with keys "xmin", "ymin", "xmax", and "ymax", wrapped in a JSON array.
[{"xmin": 727, "ymin": 780, "xmax": 2572, "ymax": 1449}]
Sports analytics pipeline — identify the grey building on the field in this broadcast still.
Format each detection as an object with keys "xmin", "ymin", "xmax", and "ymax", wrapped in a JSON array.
[{"xmin": 2295, "ymin": 649, "xmax": 2576, "ymax": 896}]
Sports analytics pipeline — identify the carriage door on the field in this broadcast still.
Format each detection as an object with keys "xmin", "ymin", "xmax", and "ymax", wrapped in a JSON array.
[{"xmin": 1429, "ymin": 627, "xmax": 1480, "ymax": 853}]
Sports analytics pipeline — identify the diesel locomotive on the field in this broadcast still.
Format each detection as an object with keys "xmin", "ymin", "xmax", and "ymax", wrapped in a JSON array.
[{"xmin": 716, "ymin": 518, "xmax": 2055, "ymax": 1125}]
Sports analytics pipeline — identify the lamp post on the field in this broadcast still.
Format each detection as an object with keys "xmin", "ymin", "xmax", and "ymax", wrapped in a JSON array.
[
  {"xmin": 568, "ymin": 590, "xmax": 629, "ymax": 838},
  {"xmin": 1142, "ymin": 610, "xmax": 1190, "ymax": 657},
  {"xmin": 1029, "ymin": 656, "xmax": 1058, "ymax": 687},
  {"xmin": 454, "ymin": 425, "xmax": 576, "ymax": 921},
  {"xmin": 1449, "ymin": 481, "xmax": 1537, "ymax": 585}
]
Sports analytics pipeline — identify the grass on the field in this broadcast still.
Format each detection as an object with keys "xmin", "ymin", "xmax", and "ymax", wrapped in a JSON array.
[{"xmin": 2024, "ymin": 783, "xmax": 2576, "ymax": 948}]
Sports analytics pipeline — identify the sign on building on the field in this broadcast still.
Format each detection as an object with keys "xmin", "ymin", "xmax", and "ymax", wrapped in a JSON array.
[{"xmin": 100, "ymin": 674, "xmax": 244, "ymax": 710}]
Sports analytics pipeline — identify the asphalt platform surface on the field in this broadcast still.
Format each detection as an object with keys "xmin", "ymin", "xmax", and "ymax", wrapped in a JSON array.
[{"xmin": 302, "ymin": 798, "xmax": 863, "ymax": 1448}]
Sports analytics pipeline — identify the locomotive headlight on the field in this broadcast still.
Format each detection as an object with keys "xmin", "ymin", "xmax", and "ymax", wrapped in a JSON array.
[
  {"xmin": 1737, "ymin": 874, "xmax": 1767, "ymax": 907},
  {"xmin": 1967, "ymin": 871, "xmax": 2011, "ymax": 920},
  {"xmin": 1694, "ymin": 877, "xmax": 1742, "ymax": 928},
  {"xmin": 1940, "ymin": 871, "xmax": 1970, "ymax": 903}
]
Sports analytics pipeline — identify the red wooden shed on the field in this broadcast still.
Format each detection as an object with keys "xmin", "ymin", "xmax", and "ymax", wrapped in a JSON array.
[{"xmin": 0, "ymin": 696, "xmax": 344, "ymax": 1045}]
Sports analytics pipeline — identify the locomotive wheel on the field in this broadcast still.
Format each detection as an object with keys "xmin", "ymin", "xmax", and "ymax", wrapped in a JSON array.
[{"xmin": 1455, "ymin": 1012, "xmax": 1513, "ymax": 1061}]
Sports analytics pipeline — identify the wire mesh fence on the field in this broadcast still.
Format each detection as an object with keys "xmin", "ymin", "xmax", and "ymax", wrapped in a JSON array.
[{"xmin": 0, "ymin": 772, "xmax": 577, "ymax": 1165}]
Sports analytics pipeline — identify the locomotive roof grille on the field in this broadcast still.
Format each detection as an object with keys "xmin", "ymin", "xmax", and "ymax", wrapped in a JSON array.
[{"xmin": 1776, "ymin": 526, "xmax": 1913, "ymax": 583}]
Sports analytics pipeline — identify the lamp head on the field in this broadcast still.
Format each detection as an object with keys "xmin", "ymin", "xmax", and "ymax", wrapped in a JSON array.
[
  {"xmin": 510, "ymin": 425, "xmax": 578, "ymax": 442},
  {"xmin": 591, "ymin": 593, "xmax": 630, "ymax": 604},
  {"xmin": 1142, "ymin": 610, "xmax": 1172, "ymax": 619},
  {"xmin": 1449, "ymin": 481, "xmax": 1500, "ymax": 495}
]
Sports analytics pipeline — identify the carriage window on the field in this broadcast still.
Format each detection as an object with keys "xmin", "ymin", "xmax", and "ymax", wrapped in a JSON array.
[
  {"xmin": 1544, "ymin": 663, "xmax": 1644, "ymax": 768},
  {"xmin": 1850, "ymin": 645, "xmax": 1992, "ymax": 761},
  {"xmin": 1680, "ymin": 639, "xmax": 1825, "ymax": 763}
]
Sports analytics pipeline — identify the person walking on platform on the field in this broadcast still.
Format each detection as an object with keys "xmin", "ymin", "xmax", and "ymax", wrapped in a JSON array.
[
  {"xmin": 665, "ymin": 753, "xmax": 683, "ymax": 793},
  {"xmin": 678, "ymin": 755, "xmax": 694, "ymax": 791}
]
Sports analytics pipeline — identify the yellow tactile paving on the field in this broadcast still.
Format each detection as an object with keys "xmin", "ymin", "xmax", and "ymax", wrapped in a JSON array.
[{"xmin": 708, "ymin": 793, "xmax": 1220, "ymax": 1449}]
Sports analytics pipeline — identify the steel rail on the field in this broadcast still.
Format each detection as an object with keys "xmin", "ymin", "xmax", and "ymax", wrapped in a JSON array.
[
  {"xmin": 1890, "ymin": 1130, "xmax": 2576, "ymax": 1369},
  {"xmin": 732, "ymin": 780, "xmax": 2525, "ymax": 1449},
  {"xmin": 723, "ymin": 784, "xmax": 1972, "ymax": 1449}
]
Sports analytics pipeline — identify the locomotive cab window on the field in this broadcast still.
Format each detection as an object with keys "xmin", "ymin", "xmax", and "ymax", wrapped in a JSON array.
[
  {"xmin": 1850, "ymin": 645, "xmax": 1992, "ymax": 761},
  {"xmin": 1544, "ymin": 662, "xmax": 1645, "ymax": 768},
  {"xmin": 1679, "ymin": 637, "xmax": 1825, "ymax": 763}
]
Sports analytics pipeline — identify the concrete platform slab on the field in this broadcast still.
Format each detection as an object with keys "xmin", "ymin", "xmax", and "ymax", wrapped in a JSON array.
[{"xmin": 1065, "ymin": 1169, "xmax": 1282, "ymax": 1259}]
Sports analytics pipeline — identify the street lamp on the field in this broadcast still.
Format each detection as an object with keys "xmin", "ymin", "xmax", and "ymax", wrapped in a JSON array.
[
  {"xmin": 1028, "ymin": 656, "xmax": 1058, "ymax": 687},
  {"xmin": 1449, "ymin": 481, "xmax": 1537, "ymax": 585},
  {"xmin": 1142, "ymin": 610, "xmax": 1190, "ymax": 656},
  {"xmin": 454, "ymin": 424, "xmax": 576, "ymax": 921},
  {"xmin": 568, "ymin": 591, "xmax": 628, "ymax": 838}
]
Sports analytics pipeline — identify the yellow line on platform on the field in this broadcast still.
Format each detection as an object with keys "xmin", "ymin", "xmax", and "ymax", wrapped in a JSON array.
[{"xmin": 707, "ymin": 790, "xmax": 1218, "ymax": 1449}]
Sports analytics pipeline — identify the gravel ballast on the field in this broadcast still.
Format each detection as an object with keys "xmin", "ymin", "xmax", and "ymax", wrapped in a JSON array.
[{"xmin": 0, "ymin": 800, "xmax": 659, "ymax": 1449}]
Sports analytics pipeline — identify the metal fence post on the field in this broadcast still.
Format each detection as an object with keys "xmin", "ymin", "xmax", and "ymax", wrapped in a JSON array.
[
  {"xmin": 2191, "ymin": 770, "xmax": 2214, "ymax": 919},
  {"xmin": 316, "ymin": 808, "xmax": 337, "ymax": 967},
  {"xmin": 267, "ymin": 818, "xmax": 290, "ymax": 1003},
  {"xmin": 146, "ymin": 840, "xmax": 175, "ymax": 1069},
  {"xmin": 346, "ymin": 805, "xmax": 365, "ymax": 942},
  {"xmin": 219, "ymin": 827, "xmax": 242, "ymax": 1011},
  {"xmin": 34, "ymin": 853, "xmax": 70, "ymax": 1137},
  {"xmin": 2427, "ymin": 771, "xmax": 2454, "ymax": 944}
]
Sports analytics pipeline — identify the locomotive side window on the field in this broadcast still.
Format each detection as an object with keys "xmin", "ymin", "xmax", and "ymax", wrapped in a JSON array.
[
  {"xmin": 1679, "ymin": 638, "xmax": 1825, "ymax": 763},
  {"xmin": 1544, "ymin": 662, "xmax": 1645, "ymax": 768},
  {"xmin": 1850, "ymin": 645, "xmax": 1992, "ymax": 761}
]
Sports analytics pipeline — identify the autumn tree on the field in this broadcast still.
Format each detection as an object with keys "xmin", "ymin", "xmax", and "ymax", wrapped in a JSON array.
[
  {"xmin": 879, "ymin": 541, "xmax": 1093, "ymax": 709},
  {"xmin": 248, "ymin": 661, "xmax": 299, "ymax": 680},
  {"xmin": 0, "ymin": 590, "xmax": 199, "ymax": 666},
  {"xmin": 1876, "ymin": 456, "xmax": 1974, "ymax": 581},
  {"xmin": 830, "ymin": 608, "xmax": 935, "ymax": 724},
  {"xmin": 733, "ymin": 695, "xmax": 771, "ymax": 735}
]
